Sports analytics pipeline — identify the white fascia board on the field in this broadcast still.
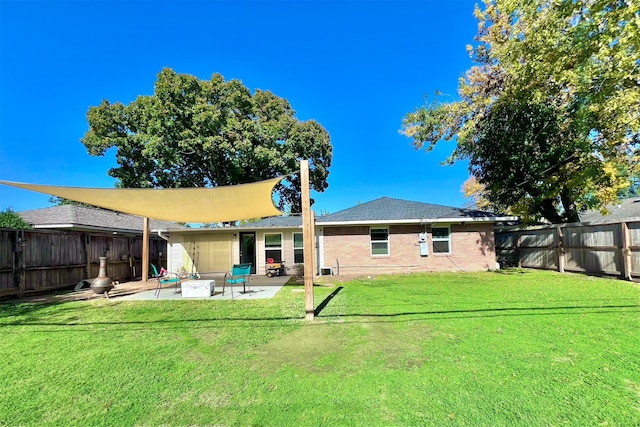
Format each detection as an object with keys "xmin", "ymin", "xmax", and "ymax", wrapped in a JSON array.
[
  {"xmin": 33, "ymin": 224, "xmax": 142, "ymax": 234},
  {"xmin": 317, "ymin": 219, "xmax": 423, "ymax": 226},
  {"xmin": 32, "ymin": 223, "xmax": 75, "ymax": 229},
  {"xmin": 166, "ymin": 228, "xmax": 233, "ymax": 234},
  {"xmin": 317, "ymin": 217, "xmax": 517, "ymax": 226},
  {"xmin": 167, "ymin": 225, "xmax": 304, "ymax": 233},
  {"xmin": 430, "ymin": 216, "xmax": 519, "ymax": 223}
]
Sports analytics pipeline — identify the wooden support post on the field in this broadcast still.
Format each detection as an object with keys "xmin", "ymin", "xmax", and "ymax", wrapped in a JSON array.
[
  {"xmin": 311, "ymin": 210, "xmax": 316, "ymax": 276},
  {"xmin": 621, "ymin": 221, "xmax": 632, "ymax": 281},
  {"xmin": 142, "ymin": 217, "xmax": 149, "ymax": 282},
  {"xmin": 301, "ymin": 160, "xmax": 315, "ymax": 320}
]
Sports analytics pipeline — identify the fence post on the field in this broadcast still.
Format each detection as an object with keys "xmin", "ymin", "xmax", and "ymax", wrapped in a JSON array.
[
  {"xmin": 17, "ymin": 230, "xmax": 26, "ymax": 298},
  {"xmin": 12, "ymin": 230, "xmax": 21, "ymax": 297},
  {"xmin": 516, "ymin": 230, "xmax": 522, "ymax": 268},
  {"xmin": 557, "ymin": 226, "xmax": 565, "ymax": 273},
  {"xmin": 84, "ymin": 234, "xmax": 91, "ymax": 279},
  {"xmin": 621, "ymin": 221, "xmax": 632, "ymax": 280}
]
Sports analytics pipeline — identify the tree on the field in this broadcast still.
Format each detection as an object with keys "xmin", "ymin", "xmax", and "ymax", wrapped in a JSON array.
[
  {"xmin": 49, "ymin": 196, "xmax": 93, "ymax": 207},
  {"xmin": 461, "ymin": 176, "xmax": 492, "ymax": 210},
  {"xmin": 402, "ymin": 0, "xmax": 639, "ymax": 223},
  {"xmin": 81, "ymin": 68, "xmax": 332, "ymax": 213},
  {"xmin": 618, "ymin": 174, "xmax": 640, "ymax": 198},
  {"xmin": 0, "ymin": 208, "xmax": 32, "ymax": 229}
]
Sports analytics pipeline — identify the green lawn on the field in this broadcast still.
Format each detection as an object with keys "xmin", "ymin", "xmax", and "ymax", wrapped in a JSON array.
[{"xmin": 1, "ymin": 270, "xmax": 638, "ymax": 426}]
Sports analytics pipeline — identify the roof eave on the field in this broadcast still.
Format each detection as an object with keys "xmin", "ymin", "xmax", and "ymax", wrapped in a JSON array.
[
  {"xmin": 317, "ymin": 216, "xmax": 518, "ymax": 226},
  {"xmin": 31, "ymin": 223, "xmax": 143, "ymax": 234},
  {"xmin": 162, "ymin": 224, "xmax": 304, "ymax": 233}
]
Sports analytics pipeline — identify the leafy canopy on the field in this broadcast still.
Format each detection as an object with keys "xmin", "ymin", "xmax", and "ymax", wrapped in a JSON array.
[
  {"xmin": 48, "ymin": 196, "xmax": 93, "ymax": 207},
  {"xmin": 82, "ymin": 68, "xmax": 332, "ymax": 213},
  {"xmin": 0, "ymin": 208, "xmax": 32, "ymax": 229},
  {"xmin": 402, "ymin": 0, "xmax": 639, "ymax": 223}
]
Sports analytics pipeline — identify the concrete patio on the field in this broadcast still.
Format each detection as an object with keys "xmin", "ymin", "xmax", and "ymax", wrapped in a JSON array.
[{"xmin": 117, "ymin": 274, "xmax": 291, "ymax": 301}]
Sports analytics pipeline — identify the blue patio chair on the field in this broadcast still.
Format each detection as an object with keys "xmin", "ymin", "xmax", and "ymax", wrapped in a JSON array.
[
  {"xmin": 223, "ymin": 263, "xmax": 252, "ymax": 298},
  {"xmin": 151, "ymin": 264, "xmax": 181, "ymax": 298}
]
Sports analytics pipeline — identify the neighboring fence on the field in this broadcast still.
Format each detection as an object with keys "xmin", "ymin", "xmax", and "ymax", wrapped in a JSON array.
[
  {"xmin": 0, "ymin": 228, "xmax": 167, "ymax": 299},
  {"xmin": 496, "ymin": 219, "xmax": 640, "ymax": 280}
]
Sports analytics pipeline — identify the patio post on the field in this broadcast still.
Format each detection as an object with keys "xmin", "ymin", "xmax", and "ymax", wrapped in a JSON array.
[
  {"xmin": 301, "ymin": 160, "xmax": 315, "ymax": 320},
  {"xmin": 142, "ymin": 216, "xmax": 149, "ymax": 282}
]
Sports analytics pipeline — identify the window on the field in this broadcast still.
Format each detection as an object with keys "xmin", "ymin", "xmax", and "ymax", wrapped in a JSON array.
[
  {"xmin": 370, "ymin": 227, "xmax": 389, "ymax": 256},
  {"xmin": 432, "ymin": 227, "xmax": 451, "ymax": 254},
  {"xmin": 265, "ymin": 233, "xmax": 282, "ymax": 262},
  {"xmin": 293, "ymin": 232, "xmax": 304, "ymax": 264}
]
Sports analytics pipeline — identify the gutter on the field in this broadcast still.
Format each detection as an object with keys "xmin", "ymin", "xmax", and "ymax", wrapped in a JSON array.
[
  {"xmin": 317, "ymin": 216, "xmax": 519, "ymax": 226},
  {"xmin": 156, "ymin": 230, "xmax": 170, "ymax": 242},
  {"xmin": 31, "ymin": 223, "xmax": 144, "ymax": 235}
]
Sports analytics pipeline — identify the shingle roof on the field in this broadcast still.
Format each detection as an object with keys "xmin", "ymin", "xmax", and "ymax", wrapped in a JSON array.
[
  {"xmin": 579, "ymin": 198, "xmax": 640, "ymax": 223},
  {"xmin": 317, "ymin": 197, "xmax": 508, "ymax": 223},
  {"xmin": 19, "ymin": 205, "xmax": 184, "ymax": 232},
  {"xmin": 220, "ymin": 197, "xmax": 513, "ymax": 229},
  {"xmin": 240, "ymin": 216, "xmax": 303, "ymax": 228}
]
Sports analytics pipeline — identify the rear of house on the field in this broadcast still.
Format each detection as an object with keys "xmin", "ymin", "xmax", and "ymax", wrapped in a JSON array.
[
  {"xmin": 162, "ymin": 197, "xmax": 515, "ymax": 278},
  {"xmin": 165, "ymin": 216, "xmax": 305, "ymax": 277},
  {"xmin": 320, "ymin": 223, "xmax": 497, "ymax": 275},
  {"xmin": 317, "ymin": 197, "xmax": 515, "ymax": 276}
]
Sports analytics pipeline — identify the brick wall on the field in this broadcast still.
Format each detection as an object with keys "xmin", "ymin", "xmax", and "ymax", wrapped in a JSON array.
[{"xmin": 322, "ymin": 223, "xmax": 496, "ymax": 275}]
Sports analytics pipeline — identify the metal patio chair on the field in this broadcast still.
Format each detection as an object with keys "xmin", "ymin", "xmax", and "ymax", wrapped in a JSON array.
[
  {"xmin": 151, "ymin": 264, "xmax": 181, "ymax": 298},
  {"xmin": 222, "ymin": 263, "xmax": 252, "ymax": 298}
]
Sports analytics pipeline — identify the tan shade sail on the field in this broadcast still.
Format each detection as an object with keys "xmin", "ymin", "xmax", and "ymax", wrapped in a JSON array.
[{"xmin": 1, "ymin": 178, "xmax": 285, "ymax": 223}]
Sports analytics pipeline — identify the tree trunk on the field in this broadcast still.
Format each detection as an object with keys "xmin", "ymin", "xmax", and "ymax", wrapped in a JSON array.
[
  {"xmin": 539, "ymin": 198, "xmax": 564, "ymax": 224},
  {"xmin": 560, "ymin": 190, "xmax": 579, "ymax": 223}
]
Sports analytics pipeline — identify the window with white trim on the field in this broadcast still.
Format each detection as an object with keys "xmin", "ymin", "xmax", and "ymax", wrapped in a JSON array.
[
  {"xmin": 370, "ymin": 227, "xmax": 389, "ymax": 256},
  {"xmin": 265, "ymin": 233, "xmax": 282, "ymax": 262},
  {"xmin": 432, "ymin": 226, "xmax": 451, "ymax": 254},
  {"xmin": 293, "ymin": 232, "xmax": 304, "ymax": 264}
]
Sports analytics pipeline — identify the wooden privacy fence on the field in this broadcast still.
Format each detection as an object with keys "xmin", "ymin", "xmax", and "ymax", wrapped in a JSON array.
[
  {"xmin": 496, "ymin": 219, "xmax": 640, "ymax": 280},
  {"xmin": 0, "ymin": 228, "xmax": 167, "ymax": 299}
]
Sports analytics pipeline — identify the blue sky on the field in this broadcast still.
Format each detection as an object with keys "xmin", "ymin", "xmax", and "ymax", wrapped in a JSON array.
[{"xmin": 0, "ymin": 0, "xmax": 479, "ymax": 215}]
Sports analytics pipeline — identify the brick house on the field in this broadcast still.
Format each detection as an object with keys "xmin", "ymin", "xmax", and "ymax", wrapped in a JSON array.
[
  {"xmin": 164, "ymin": 197, "xmax": 516, "ymax": 277},
  {"xmin": 317, "ymin": 197, "xmax": 516, "ymax": 275}
]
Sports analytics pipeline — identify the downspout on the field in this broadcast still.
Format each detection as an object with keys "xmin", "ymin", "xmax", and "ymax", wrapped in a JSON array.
[{"xmin": 156, "ymin": 230, "xmax": 171, "ymax": 272}]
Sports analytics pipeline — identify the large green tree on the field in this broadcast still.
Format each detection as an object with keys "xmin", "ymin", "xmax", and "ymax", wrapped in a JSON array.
[
  {"xmin": 82, "ymin": 68, "xmax": 332, "ymax": 213},
  {"xmin": 0, "ymin": 208, "xmax": 32, "ymax": 229},
  {"xmin": 402, "ymin": 0, "xmax": 639, "ymax": 223}
]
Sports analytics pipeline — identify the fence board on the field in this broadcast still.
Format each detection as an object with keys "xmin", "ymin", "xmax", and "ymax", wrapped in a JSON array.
[
  {"xmin": 563, "ymin": 224, "xmax": 620, "ymax": 248},
  {"xmin": 521, "ymin": 248, "xmax": 557, "ymax": 269},
  {"xmin": 521, "ymin": 229, "xmax": 555, "ymax": 247},
  {"xmin": 632, "ymin": 252, "xmax": 640, "ymax": 275},
  {"xmin": 564, "ymin": 249, "xmax": 622, "ymax": 274},
  {"xmin": 0, "ymin": 227, "xmax": 166, "ymax": 299},
  {"xmin": 495, "ymin": 233, "xmax": 516, "ymax": 249},
  {"xmin": 496, "ymin": 219, "xmax": 638, "ymax": 280},
  {"xmin": 0, "ymin": 230, "xmax": 17, "ymax": 290},
  {"xmin": 629, "ymin": 222, "xmax": 640, "ymax": 247}
]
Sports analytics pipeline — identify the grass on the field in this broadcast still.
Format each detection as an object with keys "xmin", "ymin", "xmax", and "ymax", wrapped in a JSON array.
[{"xmin": 0, "ymin": 269, "xmax": 638, "ymax": 426}]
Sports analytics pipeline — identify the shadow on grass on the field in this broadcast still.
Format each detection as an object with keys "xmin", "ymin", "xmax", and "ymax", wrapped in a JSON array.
[
  {"xmin": 340, "ymin": 303, "xmax": 640, "ymax": 320},
  {"xmin": 1, "ymin": 301, "xmax": 637, "ymax": 332},
  {"xmin": 314, "ymin": 286, "xmax": 343, "ymax": 317},
  {"xmin": 492, "ymin": 268, "xmax": 532, "ymax": 275}
]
